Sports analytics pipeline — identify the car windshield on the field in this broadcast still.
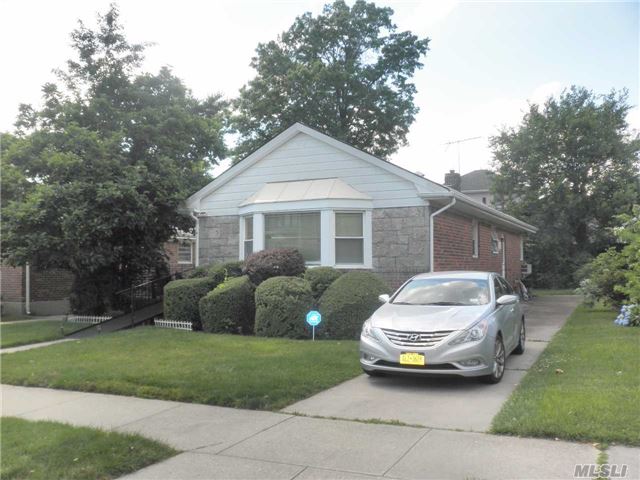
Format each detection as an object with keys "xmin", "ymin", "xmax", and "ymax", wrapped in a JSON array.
[{"xmin": 392, "ymin": 278, "xmax": 490, "ymax": 306}]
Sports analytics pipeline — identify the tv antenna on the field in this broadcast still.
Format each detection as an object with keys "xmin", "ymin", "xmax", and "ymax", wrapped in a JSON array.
[{"xmin": 443, "ymin": 136, "xmax": 482, "ymax": 173}]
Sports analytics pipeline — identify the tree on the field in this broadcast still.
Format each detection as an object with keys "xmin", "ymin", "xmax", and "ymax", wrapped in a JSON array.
[
  {"xmin": 1, "ymin": 5, "xmax": 227, "ymax": 313},
  {"xmin": 232, "ymin": 0, "xmax": 429, "ymax": 161},
  {"xmin": 491, "ymin": 86, "xmax": 640, "ymax": 287}
]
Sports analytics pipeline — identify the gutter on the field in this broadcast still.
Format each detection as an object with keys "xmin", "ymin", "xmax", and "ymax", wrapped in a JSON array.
[{"xmin": 429, "ymin": 196, "xmax": 456, "ymax": 273}]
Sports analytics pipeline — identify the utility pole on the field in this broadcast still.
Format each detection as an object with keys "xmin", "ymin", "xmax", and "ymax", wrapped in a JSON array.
[{"xmin": 443, "ymin": 136, "xmax": 482, "ymax": 173}]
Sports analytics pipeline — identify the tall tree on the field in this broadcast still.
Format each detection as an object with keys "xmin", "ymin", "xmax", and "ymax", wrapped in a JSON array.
[
  {"xmin": 232, "ymin": 0, "xmax": 429, "ymax": 161},
  {"xmin": 491, "ymin": 86, "xmax": 640, "ymax": 288},
  {"xmin": 1, "ymin": 5, "xmax": 227, "ymax": 313}
]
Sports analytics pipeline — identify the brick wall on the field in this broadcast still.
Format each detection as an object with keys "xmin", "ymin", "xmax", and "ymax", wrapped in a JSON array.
[
  {"xmin": 433, "ymin": 212, "xmax": 523, "ymax": 286},
  {"xmin": 1, "ymin": 265, "xmax": 24, "ymax": 302},
  {"xmin": 30, "ymin": 267, "xmax": 73, "ymax": 301},
  {"xmin": 164, "ymin": 240, "xmax": 195, "ymax": 275},
  {"xmin": 199, "ymin": 215, "xmax": 239, "ymax": 266}
]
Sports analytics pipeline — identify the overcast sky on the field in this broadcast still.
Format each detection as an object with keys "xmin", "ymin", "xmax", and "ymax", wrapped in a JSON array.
[{"xmin": 1, "ymin": 0, "xmax": 638, "ymax": 183}]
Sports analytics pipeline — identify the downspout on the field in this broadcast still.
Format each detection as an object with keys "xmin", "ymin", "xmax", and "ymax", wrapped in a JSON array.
[
  {"xmin": 429, "ymin": 197, "xmax": 456, "ymax": 273},
  {"xmin": 25, "ymin": 262, "xmax": 31, "ymax": 315},
  {"xmin": 189, "ymin": 211, "xmax": 200, "ymax": 267}
]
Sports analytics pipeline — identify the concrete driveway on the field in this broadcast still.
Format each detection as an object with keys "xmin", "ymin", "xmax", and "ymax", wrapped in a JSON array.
[{"xmin": 283, "ymin": 295, "xmax": 581, "ymax": 432}]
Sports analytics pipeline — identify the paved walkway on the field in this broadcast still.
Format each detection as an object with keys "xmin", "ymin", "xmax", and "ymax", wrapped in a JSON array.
[
  {"xmin": 283, "ymin": 295, "xmax": 581, "ymax": 431},
  {"xmin": 2, "ymin": 384, "xmax": 617, "ymax": 480}
]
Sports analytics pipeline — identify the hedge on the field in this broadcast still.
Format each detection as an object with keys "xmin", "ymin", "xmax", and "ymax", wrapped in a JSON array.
[
  {"xmin": 243, "ymin": 248, "xmax": 305, "ymax": 285},
  {"xmin": 199, "ymin": 276, "xmax": 255, "ymax": 334},
  {"xmin": 318, "ymin": 271, "xmax": 389, "ymax": 339},
  {"xmin": 187, "ymin": 260, "xmax": 244, "ymax": 280},
  {"xmin": 164, "ymin": 276, "xmax": 221, "ymax": 330},
  {"xmin": 254, "ymin": 276, "xmax": 314, "ymax": 338},
  {"xmin": 304, "ymin": 267, "xmax": 343, "ymax": 300}
]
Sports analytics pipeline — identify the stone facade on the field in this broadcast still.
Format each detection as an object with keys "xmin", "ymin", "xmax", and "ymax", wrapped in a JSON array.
[
  {"xmin": 372, "ymin": 206, "xmax": 430, "ymax": 289},
  {"xmin": 198, "ymin": 215, "xmax": 240, "ymax": 266}
]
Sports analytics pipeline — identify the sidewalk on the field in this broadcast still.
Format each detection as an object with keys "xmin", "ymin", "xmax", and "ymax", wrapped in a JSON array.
[{"xmin": 2, "ymin": 384, "xmax": 624, "ymax": 480}]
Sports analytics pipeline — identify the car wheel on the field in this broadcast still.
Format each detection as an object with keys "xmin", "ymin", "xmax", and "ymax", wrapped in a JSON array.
[
  {"xmin": 362, "ymin": 368, "xmax": 384, "ymax": 377},
  {"xmin": 481, "ymin": 336, "xmax": 506, "ymax": 384},
  {"xmin": 513, "ymin": 318, "xmax": 525, "ymax": 355}
]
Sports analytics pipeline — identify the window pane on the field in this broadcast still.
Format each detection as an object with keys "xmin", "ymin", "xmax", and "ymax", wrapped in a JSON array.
[
  {"xmin": 244, "ymin": 240, "xmax": 253, "ymax": 258},
  {"xmin": 244, "ymin": 216, "xmax": 253, "ymax": 240},
  {"xmin": 336, "ymin": 238, "xmax": 364, "ymax": 264},
  {"xmin": 178, "ymin": 243, "xmax": 192, "ymax": 263},
  {"xmin": 265, "ymin": 212, "xmax": 320, "ymax": 262},
  {"xmin": 336, "ymin": 212, "xmax": 363, "ymax": 237}
]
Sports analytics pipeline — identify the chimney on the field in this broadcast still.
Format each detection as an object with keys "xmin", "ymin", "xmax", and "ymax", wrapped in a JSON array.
[{"xmin": 444, "ymin": 170, "xmax": 461, "ymax": 191}]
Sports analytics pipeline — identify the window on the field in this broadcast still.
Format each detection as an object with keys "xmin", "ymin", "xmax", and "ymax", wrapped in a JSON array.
[
  {"xmin": 498, "ymin": 276, "xmax": 514, "ymax": 295},
  {"xmin": 177, "ymin": 241, "xmax": 193, "ymax": 264},
  {"xmin": 335, "ymin": 212, "xmax": 364, "ymax": 265},
  {"xmin": 265, "ymin": 212, "xmax": 321, "ymax": 263},
  {"xmin": 392, "ymin": 278, "xmax": 490, "ymax": 306},
  {"xmin": 490, "ymin": 228, "xmax": 500, "ymax": 254},
  {"xmin": 471, "ymin": 220, "xmax": 479, "ymax": 258},
  {"xmin": 244, "ymin": 216, "xmax": 253, "ymax": 258},
  {"xmin": 493, "ymin": 277, "xmax": 506, "ymax": 299}
]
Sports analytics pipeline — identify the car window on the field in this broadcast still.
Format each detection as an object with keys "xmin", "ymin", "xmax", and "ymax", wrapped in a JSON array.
[
  {"xmin": 499, "ymin": 277, "xmax": 514, "ymax": 295},
  {"xmin": 493, "ymin": 277, "xmax": 506, "ymax": 299},
  {"xmin": 392, "ymin": 278, "xmax": 490, "ymax": 306}
]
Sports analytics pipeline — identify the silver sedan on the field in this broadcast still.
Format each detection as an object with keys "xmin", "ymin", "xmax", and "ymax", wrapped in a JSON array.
[{"xmin": 360, "ymin": 271, "xmax": 525, "ymax": 384}]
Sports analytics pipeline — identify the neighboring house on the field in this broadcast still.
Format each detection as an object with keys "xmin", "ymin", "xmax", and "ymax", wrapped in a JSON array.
[
  {"xmin": 186, "ymin": 123, "xmax": 536, "ymax": 288},
  {"xmin": 1, "ymin": 238, "xmax": 196, "ymax": 316},
  {"xmin": 445, "ymin": 169, "xmax": 495, "ymax": 207}
]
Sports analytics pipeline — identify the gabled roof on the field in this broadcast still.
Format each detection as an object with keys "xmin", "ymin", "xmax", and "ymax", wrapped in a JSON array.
[
  {"xmin": 240, "ymin": 178, "xmax": 370, "ymax": 206},
  {"xmin": 461, "ymin": 169, "xmax": 493, "ymax": 192}
]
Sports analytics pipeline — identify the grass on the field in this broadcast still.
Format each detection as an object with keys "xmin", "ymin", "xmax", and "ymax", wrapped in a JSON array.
[
  {"xmin": 492, "ymin": 304, "xmax": 640, "ymax": 445},
  {"xmin": 1, "ymin": 417, "xmax": 176, "ymax": 480},
  {"xmin": 1, "ymin": 313, "xmax": 33, "ymax": 322},
  {"xmin": 533, "ymin": 288, "xmax": 579, "ymax": 296},
  {"xmin": 1, "ymin": 327, "xmax": 362, "ymax": 410},
  {"xmin": 0, "ymin": 320, "xmax": 85, "ymax": 348}
]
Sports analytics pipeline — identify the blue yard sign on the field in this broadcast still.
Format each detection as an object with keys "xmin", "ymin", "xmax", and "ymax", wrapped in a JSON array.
[{"xmin": 306, "ymin": 310, "xmax": 322, "ymax": 340}]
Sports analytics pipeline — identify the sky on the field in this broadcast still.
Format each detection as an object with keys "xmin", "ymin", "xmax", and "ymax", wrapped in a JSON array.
[{"xmin": 1, "ymin": 0, "xmax": 638, "ymax": 183}]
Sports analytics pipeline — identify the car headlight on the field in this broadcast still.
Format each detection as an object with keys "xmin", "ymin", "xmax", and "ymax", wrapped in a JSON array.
[
  {"xmin": 449, "ymin": 318, "xmax": 489, "ymax": 345},
  {"xmin": 361, "ymin": 319, "xmax": 376, "ymax": 339}
]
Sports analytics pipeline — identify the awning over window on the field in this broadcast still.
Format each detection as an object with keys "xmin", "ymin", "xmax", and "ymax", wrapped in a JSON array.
[{"xmin": 240, "ymin": 178, "xmax": 371, "ymax": 206}]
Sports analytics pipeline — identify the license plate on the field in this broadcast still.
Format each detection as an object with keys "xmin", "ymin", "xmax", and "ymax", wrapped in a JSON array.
[{"xmin": 399, "ymin": 352, "xmax": 425, "ymax": 366}]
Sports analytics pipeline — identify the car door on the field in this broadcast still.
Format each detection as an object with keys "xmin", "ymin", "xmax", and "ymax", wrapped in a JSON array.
[
  {"xmin": 492, "ymin": 275, "xmax": 510, "ymax": 343},
  {"xmin": 498, "ymin": 276, "xmax": 518, "ymax": 349}
]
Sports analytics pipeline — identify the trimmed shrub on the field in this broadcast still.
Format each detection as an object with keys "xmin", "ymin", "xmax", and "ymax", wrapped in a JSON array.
[
  {"xmin": 199, "ymin": 276, "xmax": 255, "ymax": 334},
  {"xmin": 164, "ymin": 276, "xmax": 220, "ymax": 330},
  {"xmin": 243, "ymin": 248, "xmax": 305, "ymax": 285},
  {"xmin": 304, "ymin": 267, "xmax": 343, "ymax": 300},
  {"xmin": 187, "ymin": 260, "xmax": 244, "ymax": 280},
  {"xmin": 318, "ymin": 271, "xmax": 389, "ymax": 339},
  {"xmin": 255, "ymin": 276, "xmax": 314, "ymax": 338}
]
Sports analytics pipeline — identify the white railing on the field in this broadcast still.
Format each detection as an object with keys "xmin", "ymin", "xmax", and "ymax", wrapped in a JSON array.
[
  {"xmin": 154, "ymin": 318, "xmax": 193, "ymax": 331},
  {"xmin": 67, "ymin": 315, "xmax": 112, "ymax": 324}
]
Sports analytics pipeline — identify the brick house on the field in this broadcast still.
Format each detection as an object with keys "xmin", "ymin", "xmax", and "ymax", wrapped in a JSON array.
[{"xmin": 186, "ymin": 123, "xmax": 536, "ymax": 289}]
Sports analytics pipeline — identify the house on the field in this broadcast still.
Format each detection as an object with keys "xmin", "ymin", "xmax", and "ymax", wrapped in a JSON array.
[
  {"xmin": 444, "ymin": 169, "xmax": 495, "ymax": 207},
  {"xmin": 186, "ymin": 123, "xmax": 536, "ymax": 288}
]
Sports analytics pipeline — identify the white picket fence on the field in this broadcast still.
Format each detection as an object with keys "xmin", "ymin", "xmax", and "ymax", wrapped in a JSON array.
[
  {"xmin": 154, "ymin": 318, "xmax": 193, "ymax": 331},
  {"xmin": 67, "ymin": 315, "xmax": 112, "ymax": 324}
]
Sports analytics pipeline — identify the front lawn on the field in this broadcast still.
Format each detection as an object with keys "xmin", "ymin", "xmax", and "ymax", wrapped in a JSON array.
[
  {"xmin": 1, "ymin": 417, "xmax": 176, "ymax": 480},
  {"xmin": 1, "ymin": 327, "xmax": 361, "ymax": 410},
  {"xmin": 492, "ymin": 304, "xmax": 640, "ymax": 445},
  {"xmin": 0, "ymin": 320, "xmax": 85, "ymax": 348}
]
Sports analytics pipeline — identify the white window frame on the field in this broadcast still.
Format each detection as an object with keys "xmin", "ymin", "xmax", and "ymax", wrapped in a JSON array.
[
  {"xmin": 471, "ymin": 219, "xmax": 479, "ymax": 258},
  {"xmin": 335, "ymin": 211, "xmax": 365, "ymax": 267},
  {"xmin": 177, "ymin": 241, "xmax": 194, "ymax": 264},
  {"xmin": 490, "ymin": 228, "xmax": 500, "ymax": 255}
]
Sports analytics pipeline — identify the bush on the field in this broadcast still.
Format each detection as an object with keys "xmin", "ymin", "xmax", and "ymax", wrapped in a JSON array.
[
  {"xmin": 304, "ymin": 267, "xmax": 343, "ymax": 300},
  {"xmin": 318, "ymin": 271, "xmax": 389, "ymax": 339},
  {"xmin": 243, "ymin": 248, "xmax": 305, "ymax": 285},
  {"xmin": 199, "ymin": 276, "xmax": 255, "ymax": 334},
  {"xmin": 576, "ymin": 248, "xmax": 628, "ymax": 307},
  {"xmin": 164, "ymin": 276, "xmax": 220, "ymax": 330},
  {"xmin": 187, "ymin": 260, "xmax": 244, "ymax": 280},
  {"xmin": 254, "ymin": 276, "xmax": 314, "ymax": 338}
]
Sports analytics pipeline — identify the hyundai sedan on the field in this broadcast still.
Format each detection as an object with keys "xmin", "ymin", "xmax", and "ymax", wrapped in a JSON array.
[{"xmin": 360, "ymin": 271, "xmax": 525, "ymax": 383}]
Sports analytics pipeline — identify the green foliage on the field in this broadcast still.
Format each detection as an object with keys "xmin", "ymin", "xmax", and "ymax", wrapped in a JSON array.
[
  {"xmin": 164, "ymin": 276, "xmax": 220, "ymax": 330},
  {"xmin": 243, "ymin": 248, "xmax": 306, "ymax": 285},
  {"xmin": 304, "ymin": 267, "xmax": 343, "ymax": 300},
  {"xmin": 1, "ymin": 417, "xmax": 176, "ymax": 480},
  {"xmin": 614, "ymin": 206, "xmax": 640, "ymax": 308},
  {"xmin": 232, "ymin": 0, "xmax": 429, "ymax": 161},
  {"xmin": 199, "ymin": 276, "xmax": 255, "ymax": 334},
  {"xmin": 188, "ymin": 261, "xmax": 244, "ymax": 280},
  {"xmin": 491, "ymin": 86, "xmax": 640, "ymax": 288},
  {"xmin": 254, "ymin": 276, "xmax": 314, "ymax": 338},
  {"xmin": 318, "ymin": 271, "xmax": 389, "ymax": 339},
  {"xmin": 1, "ymin": 6, "xmax": 227, "ymax": 313}
]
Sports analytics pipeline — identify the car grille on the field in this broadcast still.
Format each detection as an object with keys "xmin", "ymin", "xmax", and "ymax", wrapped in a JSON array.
[
  {"xmin": 381, "ymin": 328, "xmax": 455, "ymax": 347},
  {"xmin": 375, "ymin": 360, "xmax": 459, "ymax": 370}
]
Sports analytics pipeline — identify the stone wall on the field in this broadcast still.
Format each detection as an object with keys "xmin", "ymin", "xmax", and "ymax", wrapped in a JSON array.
[
  {"xmin": 198, "ymin": 215, "xmax": 239, "ymax": 266},
  {"xmin": 372, "ymin": 206, "xmax": 430, "ymax": 289}
]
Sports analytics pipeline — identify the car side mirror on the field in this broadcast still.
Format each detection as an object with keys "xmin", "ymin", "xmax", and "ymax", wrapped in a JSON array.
[
  {"xmin": 378, "ymin": 294, "xmax": 390, "ymax": 303},
  {"xmin": 496, "ymin": 294, "xmax": 518, "ymax": 306}
]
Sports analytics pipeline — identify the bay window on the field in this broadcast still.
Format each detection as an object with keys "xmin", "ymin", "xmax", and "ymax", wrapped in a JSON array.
[
  {"xmin": 335, "ymin": 212, "xmax": 364, "ymax": 265},
  {"xmin": 265, "ymin": 212, "xmax": 321, "ymax": 263}
]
